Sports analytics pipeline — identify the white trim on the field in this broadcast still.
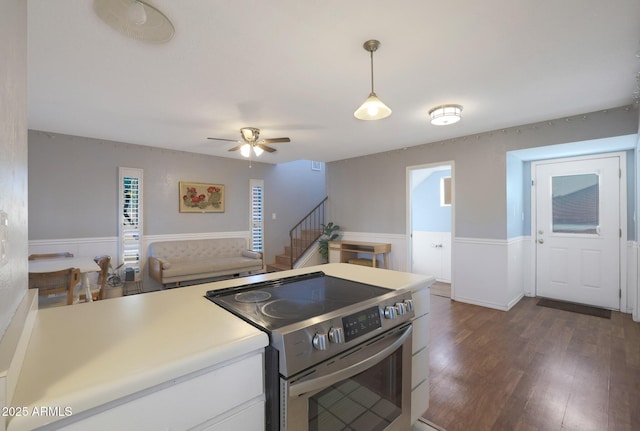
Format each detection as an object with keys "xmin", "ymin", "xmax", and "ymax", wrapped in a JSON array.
[
  {"xmin": 531, "ymin": 151, "xmax": 628, "ymax": 311},
  {"xmin": 293, "ymin": 243, "xmax": 324, "ymax": 268},
  {"xmin": 455, "ymin": 237, "xmax": 508, "ymax": 246},
  {"xmin": 29, "ymin": 237, "xmax": 117, "ymax": 247},
  {"xmin": 635, "ymin": 240, "xmax": 640, "ymax": 322},
  {"xmin": 627, "ymin": 241, "xmax": 638, "ymax": 315}
]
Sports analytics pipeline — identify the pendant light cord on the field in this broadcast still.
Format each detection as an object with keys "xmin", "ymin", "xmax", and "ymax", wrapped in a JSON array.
[{"xmin": 370, "ymin": 50, "xmax": 375, "ymax": 94}]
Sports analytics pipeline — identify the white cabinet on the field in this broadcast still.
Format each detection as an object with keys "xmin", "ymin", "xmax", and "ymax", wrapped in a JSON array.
[
  {"xmin": 50, "ymin": 352, "xmax": 265, "ymax": 431},
  {"xmin": 411, "ymin": 285, "xmax": 430, "ymax": 425}
]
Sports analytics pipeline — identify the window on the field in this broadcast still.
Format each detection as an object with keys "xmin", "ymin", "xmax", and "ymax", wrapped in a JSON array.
[
  {"xmin": 250, "ymin": 179, "xmax": 264, "ymax": 252},
  {"xmin": 119, "ymin": 168, "xmax": 143, "ymax": 280},
  {"xmin": 440, "ymin": 176, "xmax": 452, "ymax": 206},
  {"xmin": 552, "ymin": 173, "xmax": 599, "ymax": 234}
]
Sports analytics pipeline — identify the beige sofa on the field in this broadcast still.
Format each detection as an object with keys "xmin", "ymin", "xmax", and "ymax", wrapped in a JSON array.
[{"xmin": 148, "ymin": 238, "xmax": 263, "ymax": 287}]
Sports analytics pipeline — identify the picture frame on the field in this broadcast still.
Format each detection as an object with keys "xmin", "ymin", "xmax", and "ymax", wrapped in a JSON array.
[{"xmin": 179, "ymin": 182, "xmax": 225, "ymax": 213}]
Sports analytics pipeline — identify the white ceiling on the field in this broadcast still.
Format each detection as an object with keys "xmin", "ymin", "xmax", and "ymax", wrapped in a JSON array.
[{"xmin": 28, "ymin": 0, "xmax": 640, "ymax": 164}]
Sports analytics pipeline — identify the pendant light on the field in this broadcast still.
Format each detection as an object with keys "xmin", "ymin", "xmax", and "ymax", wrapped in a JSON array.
[{"xmin": 354, "ymin": 40, "xmax": 392, "ymax": 120}]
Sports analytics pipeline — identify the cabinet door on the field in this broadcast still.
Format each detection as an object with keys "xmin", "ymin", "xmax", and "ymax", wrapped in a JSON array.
[
  {"xmin": 200, "ymin": 399, "xmax": 264, "ymax": 431},
  {"xmin": 58, "ymin": 353, "xmax": 264, "ymax": 430}
]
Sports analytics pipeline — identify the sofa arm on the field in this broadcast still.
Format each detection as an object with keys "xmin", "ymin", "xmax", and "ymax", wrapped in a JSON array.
[
  {"xmin": 149, "ymin": 256, "xmax": 170, "ymax": 283},
  {"xmin": 242, "ymin": 250, "xmax": 262, "ymax": 260}
]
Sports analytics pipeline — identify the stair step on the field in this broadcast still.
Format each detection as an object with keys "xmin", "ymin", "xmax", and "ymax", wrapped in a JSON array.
[
  {"xmin": 266, "ymin": 263, "xmax": 291, "ymax": 272},
  {"xmin": 275, "ymin": 254, "xmax": 292, "ymax": 266},
  {"xmin": 292, "ymin": 238, "xmax": 314, "ymax": 248},
  {"xmin": 298, "ymin": 229, "xmax": 322, "ymax": 239}
]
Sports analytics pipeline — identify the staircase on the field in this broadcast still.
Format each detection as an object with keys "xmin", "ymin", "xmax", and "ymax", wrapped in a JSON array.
[
  {"xmin": 266, "ymin": 197, "xmax": 328, "ymax": 272},
  {"xmin": 266, "ymin": 229, "xmax": 321, "ymax": 272}
]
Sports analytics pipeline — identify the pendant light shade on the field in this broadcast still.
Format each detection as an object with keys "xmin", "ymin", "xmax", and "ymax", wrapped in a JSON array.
[
  {"xmin": 354, "ymin": 92, "xmax": 392, "ymax": 120},
  {"xmin": 239, "ymin": 143, "xmax": 264, "ymax": 158},
  {"xmin": 354, "ymin": 40, "xmax": 392, "ymax": 120}
]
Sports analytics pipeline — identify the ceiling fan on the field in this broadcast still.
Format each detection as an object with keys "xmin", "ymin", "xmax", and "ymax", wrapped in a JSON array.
[{"xmin": 207, "ymin": 127, "xmax": 291, "ymax": 158}]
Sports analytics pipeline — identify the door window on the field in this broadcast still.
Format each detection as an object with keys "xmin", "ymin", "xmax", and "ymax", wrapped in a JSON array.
[{"xmin": 551, "ymin": 173, "xmax": 599, "ymax": 234}]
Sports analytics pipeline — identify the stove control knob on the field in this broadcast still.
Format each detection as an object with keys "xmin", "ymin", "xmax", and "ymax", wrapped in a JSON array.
[
  {"xmin": 384, "ymin": 305, "xmax": 398, "ymax": 319},
  {"xmin": 328, "ymin": 327, "xmax": 345, "ymax": 344},
  {"xmin": 395, "ymin": 302, "xmax": 407, "ymax": 315},
  {"xmin": 312, "ymin": 332, "xmax": 328, "ymax": 350},
  {"xmin": 403, "ymin": 299, "xmax": 414, "ymax": 312}
]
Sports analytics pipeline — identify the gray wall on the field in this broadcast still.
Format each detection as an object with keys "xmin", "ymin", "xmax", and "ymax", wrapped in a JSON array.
[
  {"xmin": 0, "ymin": 0, "xmax": 28, "ymax": 337},
  {"xmin": 262, "ymin": 161, "xmax": 326, "ymax": 258},
  {"xmin": 28, "ymin": 131, "xmax": 325, "ymax": 265},
  {"xmin": 327, "ymin": 106, "xmax": 638, "ymax": 240}
]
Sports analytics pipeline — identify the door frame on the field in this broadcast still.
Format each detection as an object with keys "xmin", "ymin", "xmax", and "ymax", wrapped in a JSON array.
[
  {"xmin": 406, "ymin": 161, "xmax": 455, "ymax": 296},
  {"xmin": 530, "ymin": 152, "xmax": 627, "ymax": 310}
]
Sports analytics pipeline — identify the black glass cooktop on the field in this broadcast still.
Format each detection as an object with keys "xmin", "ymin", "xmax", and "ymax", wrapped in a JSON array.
[{"xmin": 205, "ymin": 272, "xmax": 392, "ymax": 331}]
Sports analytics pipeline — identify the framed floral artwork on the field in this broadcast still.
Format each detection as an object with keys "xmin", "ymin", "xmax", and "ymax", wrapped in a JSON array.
[{"xmin": 179, "ymin": 182, "xmax": 225, "ymax": 213}]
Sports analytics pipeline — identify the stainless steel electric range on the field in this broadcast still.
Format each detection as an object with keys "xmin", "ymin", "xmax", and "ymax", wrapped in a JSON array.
[{"xmin": 205, "ymin": 271, "xmax": 415, "ymax": 431}]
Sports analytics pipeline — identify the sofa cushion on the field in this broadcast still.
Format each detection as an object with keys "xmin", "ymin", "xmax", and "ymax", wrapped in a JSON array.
[
  {"xmin": 149, "ymin": 238, "xmax": 250, "ymax": 262},
  {"xmin": 162, "ymin": 257, "xmax": 260, "ymax": 278}
]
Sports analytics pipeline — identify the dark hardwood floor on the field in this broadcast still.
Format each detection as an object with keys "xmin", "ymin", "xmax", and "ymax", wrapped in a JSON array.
[{"xmin": 422, "ymin": 294, "xmax": 640, "ymax": 431}]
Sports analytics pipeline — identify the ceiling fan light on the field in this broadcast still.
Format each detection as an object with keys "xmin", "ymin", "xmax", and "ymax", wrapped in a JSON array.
[
  {"xmin": 253, "ymin": 146, "xmax": 264, "ymax": 157},
  {"xmin": 127, "ymin": 1, "xmax": 147, "ymax": 25},
  {"xmin": 429, "ymin": 104, "xmax": 463, "ymax": 126},
  {"xmin": 241, "ymin": 127, "xmax": 259, "ymax": 142},
  {"xmin": 240, "ymin": 144, "xmax": 251, "ymax": 158},
  {"xmin": 354, "ymin": 93, "xmax": 392, "ymax": 120}
]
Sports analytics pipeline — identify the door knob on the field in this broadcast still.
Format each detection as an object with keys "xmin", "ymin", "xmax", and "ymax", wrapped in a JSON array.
[{"xmin": 538, "ymin": 239, "xmax": 544, "ymax": 244}]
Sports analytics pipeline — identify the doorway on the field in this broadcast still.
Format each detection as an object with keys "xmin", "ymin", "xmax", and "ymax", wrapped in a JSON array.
[
  {"xmin": 407, "ymin": 162, "xmax": 454, "ymax": 298},
  {"xmin": 532, "ymin": 153, "xmax": 626, "ymax": 310}
]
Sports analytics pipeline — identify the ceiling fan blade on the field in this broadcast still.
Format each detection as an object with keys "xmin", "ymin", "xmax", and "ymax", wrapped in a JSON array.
[
  {"xmin": 257, "ymin": 144, "xmax": 277, "ymax": 153},
  {"xmin": 262, "ymin": 137, "xmax": 290, "ymax": 144},
  {"xmin": 228, "ymin": 145, "xmax": 244, "ymax": 152},
  {"xmin": 208, "ymin": 137, "xmax": 238, "ymax": 142}
]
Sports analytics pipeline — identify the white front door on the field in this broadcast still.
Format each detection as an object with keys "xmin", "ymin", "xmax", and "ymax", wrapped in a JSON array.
[{"xmin": 534, "ymin": 155, "xmax": 621, "ymax": 309}]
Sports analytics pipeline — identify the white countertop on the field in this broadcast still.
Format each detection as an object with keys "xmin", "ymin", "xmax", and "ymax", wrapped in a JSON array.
[{"xmin": 8, "ymin": 264, "xmax": 433, "ymax": 430}]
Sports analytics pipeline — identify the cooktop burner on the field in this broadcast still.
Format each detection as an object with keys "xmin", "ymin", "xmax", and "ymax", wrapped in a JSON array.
[
  {"xmin": 261, "ymin": 298, "xmax": 325, "ymax": 320},
  {"xmin": 205, "ymin": 271, "xmax": 393, "ymax": 331},
  {"xmin": 234, "ymin": 290, "xmax": 271, "ymax": 303}
]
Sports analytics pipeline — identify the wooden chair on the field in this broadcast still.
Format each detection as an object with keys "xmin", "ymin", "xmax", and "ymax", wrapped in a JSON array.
[
  {"xmin": 93, "ymin": 255, "xmax": 111, "ymax": 301},
  {"xmin": 29, "ymin": 267, "xmax": 80, "ymax": 306},
  {"xmin": 28, "ymin": 252, "xmax": 74, "ymax": 260}
]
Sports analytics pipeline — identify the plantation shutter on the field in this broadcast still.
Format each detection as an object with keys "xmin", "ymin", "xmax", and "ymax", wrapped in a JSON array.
[
  {"xmin": 119, "ymin": 167, "xmax": 143, "ymax": 280},
  {"xmin": 250, "ymin": 179, "xmax": 264, "ymax": 252}
]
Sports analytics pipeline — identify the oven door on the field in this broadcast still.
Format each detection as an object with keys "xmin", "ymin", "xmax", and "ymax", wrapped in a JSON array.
[{"xmin": 280, "ymin": 323, "xmax": 412, "ymax": 431}]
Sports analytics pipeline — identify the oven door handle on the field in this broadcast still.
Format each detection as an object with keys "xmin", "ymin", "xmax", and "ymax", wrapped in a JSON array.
[{"xmin": 288, "ymin": 324, "xmax": 412, "ymax": 398}]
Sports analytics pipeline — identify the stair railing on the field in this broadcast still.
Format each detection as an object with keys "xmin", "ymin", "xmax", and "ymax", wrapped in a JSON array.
[{"xmin": 289, "ymin": 197, "xmax": 328, "ymax": 268}]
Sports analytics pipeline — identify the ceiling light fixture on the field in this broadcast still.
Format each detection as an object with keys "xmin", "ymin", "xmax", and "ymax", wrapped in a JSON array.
[
  {"xmin": 429, "ymin": 104, "xmax": 463, "ymax": 125},
  {"xmin": 94, "ymin": 0, "xmax": 175, "ymax": 44},
  {"xmin": 127, "ymin": 1, "xmax": 147, "ymax": 25},
  {"xmin": 354, "ymin": 40, "xmax": 392, "ymax": 121},
  {"xmin": 239, "ymin": 144, "xmax": 263, "ymax": 158}
]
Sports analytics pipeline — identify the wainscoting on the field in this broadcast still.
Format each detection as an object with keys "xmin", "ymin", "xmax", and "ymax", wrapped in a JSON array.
[
  {"xmin": 411, "ymin": 231, "xmax": 451, "ymax": 283},
  {"xmin": 29, "ymin": 233, "xmax": 639, "ymax": 321}
]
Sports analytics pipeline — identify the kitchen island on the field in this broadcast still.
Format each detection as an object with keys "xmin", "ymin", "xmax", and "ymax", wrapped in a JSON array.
[{"xmin": 3, "ymin": 264, "xmax": 432, "ymax": 430}]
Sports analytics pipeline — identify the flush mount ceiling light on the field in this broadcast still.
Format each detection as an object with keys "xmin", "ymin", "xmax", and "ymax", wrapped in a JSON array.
[
  {"xmin": 94, "ymin": 0, "xmax": 175, "ymax": 44},
  {"xmin": 429, "ymin": 104, "xmax": 463, "ymax": 126},
  {"xmin": 354, "ymin": 40, "xmax": 392, "ymax": 121}
]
